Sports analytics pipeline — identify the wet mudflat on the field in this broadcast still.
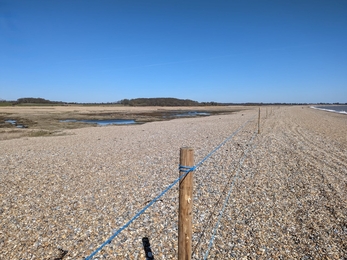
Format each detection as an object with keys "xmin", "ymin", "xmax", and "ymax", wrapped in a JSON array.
[{"xmin": 0, "ymin": 105, "xmax": 244, "ymax": 140}]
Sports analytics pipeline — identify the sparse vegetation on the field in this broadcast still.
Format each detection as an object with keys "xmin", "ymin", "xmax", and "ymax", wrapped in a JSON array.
[{"xmin": 28, "ymin": 130, "xmax": 52, "ymax": 137}]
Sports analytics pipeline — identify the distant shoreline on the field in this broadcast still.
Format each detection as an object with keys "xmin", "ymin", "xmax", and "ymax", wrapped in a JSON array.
[{"xmin": 311, "ymin": 105, "xmax": 347, "ymax": 115}]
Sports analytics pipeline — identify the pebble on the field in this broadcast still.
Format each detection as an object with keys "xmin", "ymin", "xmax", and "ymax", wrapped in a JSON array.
[{"xmin": 0, "ymin": 107, "xmax": 346, "ymax": 259}]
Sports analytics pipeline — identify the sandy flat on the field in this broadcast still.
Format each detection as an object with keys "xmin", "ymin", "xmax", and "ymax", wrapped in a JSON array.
[{"xmin": 0, "ymin": 106, "xmax": 346, "ymax": 259}]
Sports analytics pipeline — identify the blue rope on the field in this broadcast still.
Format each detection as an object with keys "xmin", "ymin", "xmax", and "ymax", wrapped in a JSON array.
[
  {"xmin": 194, "ymin": 117, "xmax": 253, "ymax": 169},
  {"xmin": 179, "ymin": 165, "xmax": 196, "ymax": 173},
  {"xmin": 84, "ymin": 167, "xmax": 193, "ymax": 260},
  {"xmin": 203, "ymin": 132, "xmax": 257, "ymax": 260},
  {"xmin": 85, "ymin": 117, "xmax": 254, "ymax": 259}
]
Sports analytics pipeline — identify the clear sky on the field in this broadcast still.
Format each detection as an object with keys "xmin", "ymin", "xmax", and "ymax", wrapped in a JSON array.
[{"xmin": 1, "ymin": 0, "xmax": 346, "ymax": 103}]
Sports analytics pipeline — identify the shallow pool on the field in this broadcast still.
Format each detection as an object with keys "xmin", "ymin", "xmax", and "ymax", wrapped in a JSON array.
[
  {"xmin": 60, "ymin": 119, "xmax": 137, "ymax": 125},
  {"xmin": 4, "ymin": 120, "xmax": 26, "ymax": 128}
]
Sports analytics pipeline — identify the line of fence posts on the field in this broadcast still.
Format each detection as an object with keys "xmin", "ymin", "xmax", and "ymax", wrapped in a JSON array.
[{"xmin": 178, "ymin": 110, "xmax": 260, "ymax": 259}]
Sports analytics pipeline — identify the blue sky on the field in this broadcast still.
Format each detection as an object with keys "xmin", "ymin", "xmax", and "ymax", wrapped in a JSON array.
[{"xmin": 0, "ymin": 0, "xmax": 346, "ymax": 103}]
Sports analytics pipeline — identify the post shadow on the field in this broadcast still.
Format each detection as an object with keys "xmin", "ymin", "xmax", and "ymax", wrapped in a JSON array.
[{"xmin": 142, "ymin": 237, "xmax": 154, "ymax": 260}]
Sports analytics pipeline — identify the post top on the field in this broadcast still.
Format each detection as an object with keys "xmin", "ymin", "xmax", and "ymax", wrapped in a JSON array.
[{"xmin": 180, "ymin": 147, "xmax": 194, "ymax": 150}]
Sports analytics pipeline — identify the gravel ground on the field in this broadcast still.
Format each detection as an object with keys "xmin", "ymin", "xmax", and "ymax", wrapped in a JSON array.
[{"xmin": 1, "ymin": 106, "xmax": 346, "ymax": 259}]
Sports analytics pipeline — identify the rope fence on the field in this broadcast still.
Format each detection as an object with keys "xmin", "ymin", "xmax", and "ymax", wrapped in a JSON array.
[
  {"xmin": 85, "ymin": 114, "xmax": 258, "ymax": 260},
  {"xmin": 203, "ymin": 131, "xmax": 257, "ymax": 259}
]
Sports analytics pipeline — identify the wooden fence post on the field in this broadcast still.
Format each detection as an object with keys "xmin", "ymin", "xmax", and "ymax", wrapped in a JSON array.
[
  {"xmin": 178, "ymin": 147, "xmax": 194, "ymax": 260},
  {"xmin": 258, "ymin": 107, "xmax": 261, "ymax": 134}
]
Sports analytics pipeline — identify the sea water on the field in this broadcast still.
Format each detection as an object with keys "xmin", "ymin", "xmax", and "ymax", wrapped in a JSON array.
[{"xmin": 312, "ymin": 105, "xmax": 347, "ymax": 115}]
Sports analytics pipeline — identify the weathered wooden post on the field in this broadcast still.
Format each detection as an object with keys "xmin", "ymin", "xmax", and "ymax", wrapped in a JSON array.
[
  {"xmin": 258, "ymin": 107, "xmax": 261, "ymax": 134},
  {"xmin": 178, "ymin": 147, "xmax": 194, "ymax": 260}
]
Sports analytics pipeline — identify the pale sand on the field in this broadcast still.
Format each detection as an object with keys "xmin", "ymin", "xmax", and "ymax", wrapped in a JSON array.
[{"xmin": 0, "ymin": 106, "xmax": 346, "ymax": 259}]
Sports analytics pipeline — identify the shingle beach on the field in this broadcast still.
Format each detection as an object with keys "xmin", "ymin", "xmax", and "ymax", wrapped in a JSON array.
[{"xmin": 1, "ymin": 106, "xmax": 346, "ymax": 259}]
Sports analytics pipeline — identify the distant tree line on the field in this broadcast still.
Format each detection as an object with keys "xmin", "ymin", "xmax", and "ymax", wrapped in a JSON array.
[
  {"xmin": 15, "ymin": 97, "xmax": 64, "ymax": 104},
  {"xmin": 117, "ymin": 99, "xmax": 347, "ymax": 106},
  {"xmin": 118, "ymin": 98, "xmax": 202, "ymax": 106},
  {"xmin": 0, "ymin": 98, "xmax": 64, "ymax": 106},
  {"xmin": 219, "ymin": 102, "xmax": 347, "ymax": 106}
]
